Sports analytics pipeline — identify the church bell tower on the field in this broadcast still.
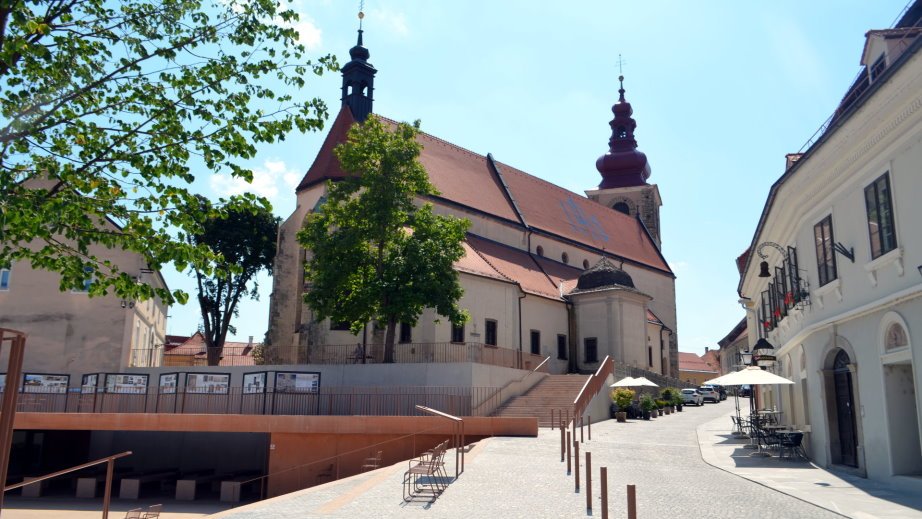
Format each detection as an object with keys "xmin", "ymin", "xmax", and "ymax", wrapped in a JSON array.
[
  {"xmin": 586, "ymin": 76, "xmax": 663, "ymax": 247},
  {"xmin": 341, "ymin": 13, "xmax": 376, "ymax": 122}
]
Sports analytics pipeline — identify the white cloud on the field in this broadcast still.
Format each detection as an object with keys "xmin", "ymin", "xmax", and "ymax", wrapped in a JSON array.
[
  {"xmin": 210, "ymin": 159, "xmax": 302, "ymax": 201},
  {"xmin": 289, "ymin": 14, "xmax": 323, "ymax": 50},
  {"xmin": 368, "ymin": 7, "xmax": 409, "ymax": 37}
]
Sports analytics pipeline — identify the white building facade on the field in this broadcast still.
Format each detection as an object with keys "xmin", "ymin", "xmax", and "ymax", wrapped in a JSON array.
[{"xmin": 738, "ymin": 8, "xmax": 922, "ymax": 489}]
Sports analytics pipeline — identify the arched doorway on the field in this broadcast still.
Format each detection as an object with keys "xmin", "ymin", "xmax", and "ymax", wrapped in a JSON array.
[{"xmin": 832, "ymin": 350, "xmax": 859, "ymax": 467}]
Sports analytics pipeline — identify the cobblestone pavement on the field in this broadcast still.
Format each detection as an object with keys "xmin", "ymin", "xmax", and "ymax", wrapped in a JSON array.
[{"xmin": 212, "ymin": 402, "xmax": 844, "ymax": 518}]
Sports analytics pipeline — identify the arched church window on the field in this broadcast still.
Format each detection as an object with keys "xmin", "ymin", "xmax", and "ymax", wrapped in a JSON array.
[
  {"xmin": 561, "ymin": 252, "xmax": 569, "ymax": 264},
  {"xmin": 613, "ymin": 202, "xmax": 630, "ymax": 215},
  {"xmin": 582, "ymin": 259, "xmax": 590, "ymax": 269},
  {"xmin": 833, "ymin": 350, "xmax": 850, "ymax": 372},
  {"xmin": 885, "ymin": 322, "xmax": 908, "ymax": 351},
  {"xmin": 536, "ymin": 246, "xmax": 544, "ymax": 257}
]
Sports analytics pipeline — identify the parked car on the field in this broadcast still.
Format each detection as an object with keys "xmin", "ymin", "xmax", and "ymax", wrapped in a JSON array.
[
  {"xmin": 698, "ymin": 385, "xmax": 720, "ymax": 403},
  {"xmin": 739, "ymin": 385, "xmax": 752, "ymax": 398},
  {"xmin": 715, "ymin": 385, "xmax": 727, "ymax": 401},
  {"xmin": 680, "ymin": 388, "xmax": 703, "ymax": 406}
]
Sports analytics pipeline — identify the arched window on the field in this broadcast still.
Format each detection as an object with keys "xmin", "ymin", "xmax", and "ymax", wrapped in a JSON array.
[
  {"xmin": 582, "ymin": 259, "xmax": 590, "ymax": 269},
  {"xmin": 617, "ymin": 126, "xmax": 628, "ymax": 139},
  {"xmin": 535, "ymin": 246, "xmax": 544, "ymax": 257},
  {"xmin": 561, "ymin": 252, "xmax": 569, "ymax": 264},
  {"xmin": 885, "ymin": 323, "xmax": 908, "ymax": 351},
  {"xmin": 613, "ymin": 202, "xmax": 630, "ymax": 215}
]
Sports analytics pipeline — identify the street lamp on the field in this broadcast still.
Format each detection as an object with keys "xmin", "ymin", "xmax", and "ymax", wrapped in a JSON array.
[{"xmin": 740, "ymin": 350, "xmax": 753, "ymax": 367}]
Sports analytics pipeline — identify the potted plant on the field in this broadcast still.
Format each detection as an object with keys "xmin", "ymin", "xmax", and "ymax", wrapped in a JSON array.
[
  {"xmin": 673, "ymin": 391, "xmax": 684, "ymax": 412},
  {"xmin": 655, "ymin": 399, "xmax": 666, "ymax": 416},
  {"xmin": 611, "ymin": 388, "xmax": 635, "ymax": 423},
  {"xmin": 640, "ymin": 395, "xmax": 655, "ymax": 420}
]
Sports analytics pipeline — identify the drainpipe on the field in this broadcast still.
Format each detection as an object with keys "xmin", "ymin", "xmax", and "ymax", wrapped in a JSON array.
[{"xmin": 518, "ymin": 286, "xmax": 526, "ymax": 369}]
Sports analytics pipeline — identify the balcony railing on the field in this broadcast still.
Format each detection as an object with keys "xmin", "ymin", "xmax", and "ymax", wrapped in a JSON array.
[
  {"xmin": 143, "ymin": 342, "xmax": 549, "ymax": 371},
  {"xmin": 3, "ymin": 385, "xmax": 503, "ymax": 417}
]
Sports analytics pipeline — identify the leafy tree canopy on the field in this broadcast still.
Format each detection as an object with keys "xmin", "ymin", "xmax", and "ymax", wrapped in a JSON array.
[
  {"xmin": 192, "ymin": 198, "xmax": 278, "ymax": 365},
  {"xmin": 299, "ymin": 115, "xmax": 469, "ymax": 362},
  {"xmin": 0, "ymin": 0, "xmax": 336, "ymax": 304}
]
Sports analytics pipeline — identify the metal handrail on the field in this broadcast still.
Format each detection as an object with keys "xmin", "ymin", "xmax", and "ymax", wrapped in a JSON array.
[
  {"xmin": 415, "ymin": 405, "xmax": 464, "ymax": 478},
  {"xmin": 3, "ymin": 451, "xmax": 132, "ymax": 519}
]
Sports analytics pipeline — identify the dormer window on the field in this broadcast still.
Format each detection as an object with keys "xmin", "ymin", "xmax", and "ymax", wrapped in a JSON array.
[{"xmin": 870, "ymin": 54, "xmax": 886, "ymax": 81}]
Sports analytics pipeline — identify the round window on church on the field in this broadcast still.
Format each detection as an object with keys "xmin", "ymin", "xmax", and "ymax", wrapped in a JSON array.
[
  {"xmin": 561, "ymin": 252, "xmax": 569, "ymax": 264},
  {"xmin": 613, "ymin": 202, "xmax": 630, "ymax": 215},
  {"xmin": 536, "ymin": 246, "xmax": 544, "ymax": 257}
]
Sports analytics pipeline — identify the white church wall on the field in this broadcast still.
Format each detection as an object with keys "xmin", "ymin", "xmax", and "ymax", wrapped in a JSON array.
[{"xmin": 520, "ymin": 295, "xmax": 570, "ymax": 373}]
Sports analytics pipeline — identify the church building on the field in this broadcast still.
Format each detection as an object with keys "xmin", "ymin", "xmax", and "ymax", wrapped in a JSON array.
[{"xmin": 268, "ymin": 28, "xmax": 679, "ymax": 376}]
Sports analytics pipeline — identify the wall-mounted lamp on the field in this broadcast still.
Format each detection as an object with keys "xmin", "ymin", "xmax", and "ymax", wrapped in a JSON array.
[
  {"xmin": 120, "ymin": 300, "xmax": 135, "ymax": 309},
  {"xmin": 756, "ymin": 242, "xmax": 787, "ymax": 278},
  {"xmin": 833, "ymin": 242, "xmax": 855, "ymax": 263},
  {"xmin": 751, "ymin": 338, "xmax": 776, "ymax": 369},
  {"xmin": 740, "ymin": 350, "xmax": 753, "ymax": 366},
  {"xmin": 917, "ymin": 265, "xmax": 922, "ymax": 277}
]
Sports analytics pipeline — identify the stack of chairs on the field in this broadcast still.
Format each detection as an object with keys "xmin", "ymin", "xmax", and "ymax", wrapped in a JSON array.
[{"xmin": 402, "ymin": 440, "xmax": 450, "ymax": 501}]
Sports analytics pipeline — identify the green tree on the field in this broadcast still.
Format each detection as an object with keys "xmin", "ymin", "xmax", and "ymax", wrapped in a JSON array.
[
  {"xmin": 193, "ymin": 200, "xmax": 278, "ymax": 365},
  {"xmin": 0, "ymin": 0, "xmax": 335, "ymax": 303},
  {"xmin": 299, "ymin": 116, "xmax": 469, "ymax": 363}
]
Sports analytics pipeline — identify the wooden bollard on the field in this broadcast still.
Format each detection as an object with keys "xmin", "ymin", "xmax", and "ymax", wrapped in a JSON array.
[
  {"xmin": 574, "ymin": 441, "xmax": 580, "ymax": 492},
  {"xmin": 627, "ymin": 484, "xmax": 637, "ymax": 519},
  {"xmin": 588, "ymin": 415, "xmax": 592, "ymax": 440},
  {"xmin": 586, "ymin": 452, "xmax": 592, "ymax": 511},
  {"xmin": 566, "ymin": 431, "xmax": 572, "ymax": 474},
  {"xmin": 580, "ymin": 416, "xmax": 584, "ymax": 443},
  {"xmin": 601, "ymin": 467, "xmax": 608, "ymax": 519},
  {"xmin": 560, "ymin": 420, "xmax": 565, "ymax": 462},
  {"xmin": 571, "ymin": 416, "xmax": 576, "ymax": 443}
]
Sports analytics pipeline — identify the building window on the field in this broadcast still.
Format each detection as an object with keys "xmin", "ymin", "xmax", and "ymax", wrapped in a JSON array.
[
  {"xmin": 557, "ymin": 334, "xmax": 567, "ymax": 360},
  {"xmin": 0, "ymin": 266, "xmax": 9, "ymax": 290},
  {"xmin": 584, "ymin": 337, "xmax": 598, "ymax": 363},
  {"xmin": 399, "ymin": 322, "xmax": 412, "ymax": 343},
  {"xmin": 582, "ymin": 259, "xmax": 590, "ymax": 269},
  {"xmin": 451, "ymin": 322, "xmax": 465, "ymax": 343},
  {"xmin": 814, "ymin": 215, "xmax": 837, "ymax": 286},
  {"xmin": 864, "ymin": 173, "xmax": 897, "ymax": 259},
  {"xmin": 535, "ymin": 246, "xmax": 544, "ymax": 257},
  {"xmin": 330, "ymin": 320, "xmax": 351, "ymax": 331},
  {"xmin": 613, "ymin": 202, "xmax": 630, "ymax": 215},
  {"xmin": 530, "ymin": 330, "xmax": 540, "ymax": 355},
  {"xmin": 561, "ymin": 252, "xmax": 569, "ymax": 264},
  {"xmin": 485, "ymin": 319, "xmax": 497, "ymax": 346},
  {"xmin": 870, "ymin": 54, "xmax": 886, "ymax": 81},
  {"xmin": 648, "ymin": 346, "xmax": 653, "ymax": 367}
]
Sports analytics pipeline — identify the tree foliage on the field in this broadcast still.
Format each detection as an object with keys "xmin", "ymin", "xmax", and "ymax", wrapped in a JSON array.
[
  {"xmin": 0, "ymin": 0, "xmax": 335, "ymax": 303},
  {"xmin": 299, "ymin": 116, "xmax": 469, "ymax": 363},
  {"xmin": 193, "ymin": 199, "xmax": 278, "ymax": 365}
]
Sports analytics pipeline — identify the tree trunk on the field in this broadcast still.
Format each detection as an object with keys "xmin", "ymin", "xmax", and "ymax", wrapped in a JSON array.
[
  {"xmin": 206, "ymin": 344, "xmax": 222, "ymax": 366},
  {"xmin": 384, "ymin": 318, "xmax": 397, "ymax": 363}
]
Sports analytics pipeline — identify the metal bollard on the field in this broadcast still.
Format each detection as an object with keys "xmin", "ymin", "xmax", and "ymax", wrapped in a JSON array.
[
  {"xmin": 560, "ymin": 420, "xmax": 565, "ymax": 462},
  {"xmin": 574, "ymin": 441, "xmax": 580, "ymax": 492},
  {"xmin": 566, "ymin": 431, "xmax": 572, "ymax": 474},
  {"xmin": 601, "ymin": 467, "xmax": 608, "ymax": 519},
  {"xmin": 586, "ymin": 452, "xmax": 592, "ymax": 511},
  {"xmin": 627, "ymin": 484, "xmax": 637, "ymax": 519},
  {"xmin": 588, "ymin": 415, "xmax": 592, "ymax": 440}
]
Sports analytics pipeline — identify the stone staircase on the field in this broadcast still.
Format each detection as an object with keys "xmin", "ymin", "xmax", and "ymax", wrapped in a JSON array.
[{"xmin": 491, "ymin": 374, "xmax": 591, "ymax": 427}]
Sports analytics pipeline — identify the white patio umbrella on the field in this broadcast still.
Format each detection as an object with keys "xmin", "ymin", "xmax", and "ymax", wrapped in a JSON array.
[
  {"xmin": 631, "ymin": 377, "xmax": 659, "ymax": 387},
  {"xmin": 610, "ymin": 377, "xmax": 638, "ymax": 387},
  {"xmin": 704, "ymin": 366, "xmax": 793, "ymax": 387}
]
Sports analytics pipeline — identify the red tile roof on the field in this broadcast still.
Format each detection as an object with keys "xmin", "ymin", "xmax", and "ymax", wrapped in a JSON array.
[
  {"xmin": 297, "ymin": 109, "xmax": 671, "ymax": 275},
  {"xmin": 646, "ymin": 309, "xmax": 664, "ymax": 326},
  {"xmin": 164, "ymin": 332, "xmax": 258, "ymax": 366},
  {"xmin": 678, "ymin": 352, "xmax": 718, "ymax": 374},
  {"xmin": 701, "ymin": 349, "xmax": 720, "ymax": 368},
  {"xmin": 463, "ymin": 235, "xmax": 582, "ymax": 300}
]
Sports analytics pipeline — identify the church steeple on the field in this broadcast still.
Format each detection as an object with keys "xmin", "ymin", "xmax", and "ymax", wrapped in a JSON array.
[
  {"xmin": 595, "ymin": 76, "xmax": 651, "ymax": 189},
  {"xmin": 341, "ymin": 11, "xmax": 376, "ymax": 122}
]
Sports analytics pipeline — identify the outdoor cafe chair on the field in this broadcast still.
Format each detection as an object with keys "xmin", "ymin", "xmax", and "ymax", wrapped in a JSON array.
[
  {"xmin": 123, "ymin": 509, "xmax": 143, "ymax": 519},
  {"xmin": 779, "ymin": 432, "xmax": 806, "ymax": 461},
  {"xmin": 141, "ymin": 504, "xmax": 162, "ymax": 518}
]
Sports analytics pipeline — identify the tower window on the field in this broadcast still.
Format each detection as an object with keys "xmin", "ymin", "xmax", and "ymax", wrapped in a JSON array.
[
  {"xmin": 535, "ymin": 246, "xmax": 544, "ymax": 257},
  {"xmin": 617, "ymin": 126, "xmax": 628, "ymax": 139},
  {"xmin": 561, "ymin": 252, "xmax": 569, "ymax": 264},
  {"xmin": 613, "ymin": 202, "xmax": 630, "ymax": 215}
]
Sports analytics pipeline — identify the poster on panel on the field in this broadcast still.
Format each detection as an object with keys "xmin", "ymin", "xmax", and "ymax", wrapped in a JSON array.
[
  {"xmin": 243, "ymin": 372, "xmax": 267, "ymax": 394},
  {"xmin": 159, "ymin": 373, "xmax": 178, "ymax": 394},
  {"xmin": 23, "ymin": 373, "xmax": 70, "ymax": 393},
  {"xmin": 185, "ymin": 373, "xmax": 230, "ymax": 394},
  {"xmin": 274, "ymin": 371, "xmax": 321, "ymax": 393},
  {"xmin": 81, "ymin": 374, "xmax": 100, "ymax": 394},
  {"xmin": 104, "ymin": 373, "xmax": 149, "ymax": 394}
]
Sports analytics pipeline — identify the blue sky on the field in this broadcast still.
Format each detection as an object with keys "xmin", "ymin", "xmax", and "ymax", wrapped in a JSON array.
[{"xmin": 165, "ymin": 0, "xmax": 910, "ymax": 354}]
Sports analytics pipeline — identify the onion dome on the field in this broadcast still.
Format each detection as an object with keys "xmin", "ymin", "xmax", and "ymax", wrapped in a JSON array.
[
  {"xmin": 596, "ymin": 76, "xmax": 651, "ymax": 189},
  {"xmin": 576, "ymin": 257, "xmax": 635, "ymax": 291}
]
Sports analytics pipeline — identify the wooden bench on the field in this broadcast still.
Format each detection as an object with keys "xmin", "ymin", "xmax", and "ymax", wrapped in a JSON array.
[
  {"xmin": 119, "ymin": 470, "xmax": 177, "ymax": 499},
  {"xmin": 175, "ymin": 471, "xmax": 223, "ymax": 501},
  {"xmin": 219, "ymin": 472, "xmax": 260, "ymax": 502}
]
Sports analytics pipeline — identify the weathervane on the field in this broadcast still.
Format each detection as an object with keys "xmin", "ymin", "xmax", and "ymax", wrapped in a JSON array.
[
  {"xmin": 358, "ymin": 0, "xmax": 365, "ymax": 29},
  {"xmin": 616, "ymin": 54, "xmax": 626, "ymax": 100}
]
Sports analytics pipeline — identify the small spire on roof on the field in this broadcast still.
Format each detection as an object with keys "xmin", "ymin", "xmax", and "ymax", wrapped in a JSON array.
[
  {"xmin": 357, "ymin": 1, "xmax": 365, "ymax": 44},
  {"xmin": 616, "ymin": 54, "xmax": 627, "ymax": 102}
]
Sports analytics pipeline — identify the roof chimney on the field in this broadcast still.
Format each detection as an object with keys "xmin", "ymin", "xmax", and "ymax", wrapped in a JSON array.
[
  {"xmin": 705, "ymin": 347, "xmax": 709, "ymax": 354},
  {"xmin": 248, "ymin": 336, "xmax": 254, "ymax": 347},
  {"xmin": 785, "ymin": 153, "xmax": 803, "ymax": 170}
]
